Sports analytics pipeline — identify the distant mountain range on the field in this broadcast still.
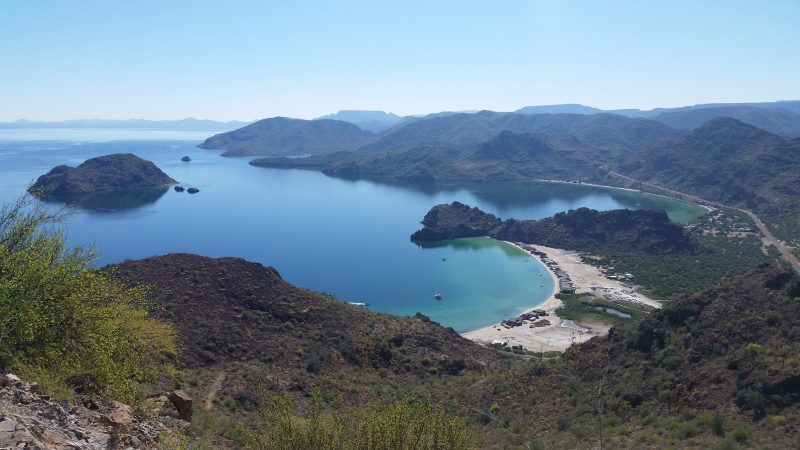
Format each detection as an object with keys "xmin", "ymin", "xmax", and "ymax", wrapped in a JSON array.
[
  {"xmin": 0, "ymin": 118, "xmax": 250, "ymax": 131},
  {"xmin": 310, "ymin": 101, "xmax": 800, "ymax": 137},
  {"xmin": 315, "ymin": 110, "xmax": 404, "ymax": 132},
  {"xmin": 249, "ymin": 111, "xmax": 683, "ymax": 182},
  {"xmin": 515, "ymin": 101, "xmax": 800, "ymax": 136}
]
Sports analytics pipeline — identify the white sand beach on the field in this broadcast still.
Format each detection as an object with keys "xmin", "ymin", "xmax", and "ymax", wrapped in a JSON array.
[{"xmin": 461, "ymin": 242, "xmax": 660, "ymax": 353}]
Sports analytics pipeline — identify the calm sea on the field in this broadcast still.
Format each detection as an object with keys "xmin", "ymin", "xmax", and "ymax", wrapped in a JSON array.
[{"xmin": 0, "ymin": 130, "xmax": 706, "ymax": 331}]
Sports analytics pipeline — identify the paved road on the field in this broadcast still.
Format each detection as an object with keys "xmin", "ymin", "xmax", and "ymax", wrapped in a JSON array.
[{"xmin": 604, "ymin": 169, "xmax": 800, "ymax": 275}]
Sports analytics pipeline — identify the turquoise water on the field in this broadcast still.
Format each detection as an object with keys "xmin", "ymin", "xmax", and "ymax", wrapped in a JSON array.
[{"xmin": 0, "ymin": 131, "xmax": 707, "ymax": 331}]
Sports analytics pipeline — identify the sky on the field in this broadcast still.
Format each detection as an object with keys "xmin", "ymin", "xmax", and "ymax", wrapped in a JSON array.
[{"xmin": 1, "ymin": 0, "xmax": 798, "ymax": 121}]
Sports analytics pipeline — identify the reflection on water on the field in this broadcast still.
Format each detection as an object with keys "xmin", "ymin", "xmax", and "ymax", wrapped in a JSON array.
[
  {"xmin": 414, "ymin": 238, "xmax": 527, "ymax": 258},
  {"xmin": 591, "ymin": 306, "xmax": 633, "ymax": 319},
  {"xmin": 321, "ymin": 175, "xmax": 705, "ymax": 224},
  {"xmin": 42, "ymin": 187, "xmax": 170, "ymax": 212}
]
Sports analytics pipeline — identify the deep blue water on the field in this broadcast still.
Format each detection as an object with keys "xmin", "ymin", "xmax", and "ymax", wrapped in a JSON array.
[{"xmin": 0, "ymin": 131, "xmax": 706, "ymax": 331}]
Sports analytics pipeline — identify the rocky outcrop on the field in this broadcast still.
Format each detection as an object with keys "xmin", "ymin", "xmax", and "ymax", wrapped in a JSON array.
[
  {"xmin": 412, "ymin": 202, "xmax": 700, "ymax": 255},
  {"xmin": 29, "ymin": 153, "xmax": 176, "ymax": 203},
  {"xmin": 0, "ymin": 373, "xmax": 188, "ymax": 450},
  {"xmin": 410, "ymin": 201, "xmax": 501, "ymax": 241}
]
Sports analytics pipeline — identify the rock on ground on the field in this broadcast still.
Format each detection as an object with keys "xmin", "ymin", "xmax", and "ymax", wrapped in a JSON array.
[{"xmin": 0, "ymin": 373, "xmax": 189, "ymax": 450}]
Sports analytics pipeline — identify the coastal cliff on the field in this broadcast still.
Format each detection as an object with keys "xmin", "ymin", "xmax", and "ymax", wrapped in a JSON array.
[{"xmin": 412, "ymin": 202, "xmax": 699, "ymax": 254}]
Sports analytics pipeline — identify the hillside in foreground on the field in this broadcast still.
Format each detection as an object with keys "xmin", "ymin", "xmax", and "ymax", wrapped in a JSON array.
[
  {"xmin": 106, "ymin": 253, "xmax": 800, "ymax": 448},
  {"xmin": 108, "ymin": 253, "xmax": 507, "ymax": 399}
]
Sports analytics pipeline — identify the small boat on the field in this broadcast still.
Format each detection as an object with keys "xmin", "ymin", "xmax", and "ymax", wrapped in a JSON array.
[
  {"xmin": 348, "ymin": 302, "xmax": 368, "ymax": 307},
  {"xmin": 434, "ymin": 293, "xmax": 443, "ymax": 300}
]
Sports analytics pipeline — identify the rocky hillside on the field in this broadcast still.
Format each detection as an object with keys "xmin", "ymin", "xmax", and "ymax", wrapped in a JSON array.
[
  {"xmin": 621, "ymin": 117, "xmax": 800, "ymax": 212},
  {"xmin": 108, "ymin": 254, "xmax": 505, "ymax": 406},
  {"xmin": 548, "ymin": 265, "xmax": 800, "ymax": 447},
  {"xmin": 98, "ymin": 254, "xmax": 800, "ymax": 448},
  {"xmin": 575, "ymin": 265, "xmax": 800, "ymax": 415},
  {"xmin": 412, "ymin": 202, "xmax": 698, "ymax": 255},
  {"xmin": 355, "ymin": 111, "xmax": 683, "ymax": 154},
  {"xmin": 29, "ymin": 153, "xmax": 175, "ymax": 201}
]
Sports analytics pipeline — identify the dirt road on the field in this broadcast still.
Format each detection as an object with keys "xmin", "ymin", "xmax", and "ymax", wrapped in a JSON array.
[{"xmin": 604, "ymin": 169, "xmax": 800, "ymax": 275}]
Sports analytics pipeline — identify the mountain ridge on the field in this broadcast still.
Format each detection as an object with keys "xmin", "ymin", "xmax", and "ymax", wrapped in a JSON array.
[{"xmin": 199, "ymin": 117, "xmax": 373, "ymax": 157}]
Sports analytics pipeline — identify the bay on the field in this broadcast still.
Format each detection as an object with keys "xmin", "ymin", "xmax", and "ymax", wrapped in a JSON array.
[{"xmin": 0, "ymin": 131, "xmax": 707, "ymax": 331}]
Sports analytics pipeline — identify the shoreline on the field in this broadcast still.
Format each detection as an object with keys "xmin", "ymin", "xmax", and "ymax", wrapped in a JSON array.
[
  {"xmin": 461, "ymin": 241, "xmax": 659, "ymax": 353},
  {"xmin": 536, "ymin": 179, "xmax": 715, "ymax": 214}
]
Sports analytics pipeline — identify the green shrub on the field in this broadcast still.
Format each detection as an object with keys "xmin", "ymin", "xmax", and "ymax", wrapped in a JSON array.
[
  {"xmin": 0, "ymin": 194, "xmax": 177, "ymax": 401},
  {"xmin": 556, "ymin": 415, "xmax": 570, "ymax": 431},
  {"xmin": 731, "ymin": 424, "xmax": 751, "ymax": 442},
  {"xmin": 241, "ymin": 394, "xmax": 474, "ymax": 449},
  {"xmin": 713, "ymin": 437, "xmax": 739, "ymax": 450},
  {"xmin": 710, "ymin": 413, "xmax": 725, "ymax": 436}
]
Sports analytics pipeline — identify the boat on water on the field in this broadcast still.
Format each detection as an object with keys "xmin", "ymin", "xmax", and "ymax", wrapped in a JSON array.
[
  {"xmin": 348, "ymin": 302, "xmax": 368, "ymax": 306},
  {"xmin": 434, "ymin": 293, "xmax": 443, "ymax": 300}
]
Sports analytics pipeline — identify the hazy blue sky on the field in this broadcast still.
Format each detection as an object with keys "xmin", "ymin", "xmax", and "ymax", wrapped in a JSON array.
[{"xmin": 1, "ymin": 0, "xmax": 798, "ymax": 121}]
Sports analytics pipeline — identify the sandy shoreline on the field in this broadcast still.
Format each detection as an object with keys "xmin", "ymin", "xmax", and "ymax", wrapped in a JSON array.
[{"xmin": 461, "ymin": 242, "xmax": 659, "ymax": 353}]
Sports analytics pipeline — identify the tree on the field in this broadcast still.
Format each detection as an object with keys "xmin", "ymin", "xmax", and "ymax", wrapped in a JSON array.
[{"xmin": 0, "ymin": 193, "xmax": 177, "ymax": 401}]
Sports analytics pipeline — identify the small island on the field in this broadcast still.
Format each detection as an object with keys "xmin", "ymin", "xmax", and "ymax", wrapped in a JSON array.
[{"xmin": 29, "ymin": 153, "xmax": 176, "ymax": 208}]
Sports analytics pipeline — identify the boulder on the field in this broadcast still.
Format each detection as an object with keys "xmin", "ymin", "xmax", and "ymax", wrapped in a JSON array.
[
  {"xmin": 105, "ymin": 401, "xmax": 134, "ymax": 434},
  {"xmin": 186, "ymin": 188, "xmax": 200, "ymax": 194},
  {"xmin": 168, "ymin": 390, "xmax": 193, "ymax": 421},
  {"xmin": 181, "ymin": 156, "xmax": 191, "ymax": 162},
  {"xmin": 0, "ymin": 373, "xmax": 22, "ymax": 387},
  {"xmin": 174, "ymin": 186, "xmax": 186, "ymax": 192}
]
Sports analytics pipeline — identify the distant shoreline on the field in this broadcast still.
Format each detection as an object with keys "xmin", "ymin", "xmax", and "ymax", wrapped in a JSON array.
[{"xmin": 534, "ymin": 178, "xmax": 714, "ymax": 214}]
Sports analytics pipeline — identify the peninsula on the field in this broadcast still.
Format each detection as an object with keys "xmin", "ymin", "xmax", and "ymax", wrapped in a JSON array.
[{"xmin": 411, "ymin": 201, "xmax": 699, "ymax": 255}]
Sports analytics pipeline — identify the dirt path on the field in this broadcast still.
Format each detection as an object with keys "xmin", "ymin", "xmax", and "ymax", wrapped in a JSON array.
[
  {"xmin": 604, "ymin": 169, "xmax": 800, "ymax": 275},
  {"xmin": 204, "ymin": 371, "xmax": 226, "ymax": 411}
]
